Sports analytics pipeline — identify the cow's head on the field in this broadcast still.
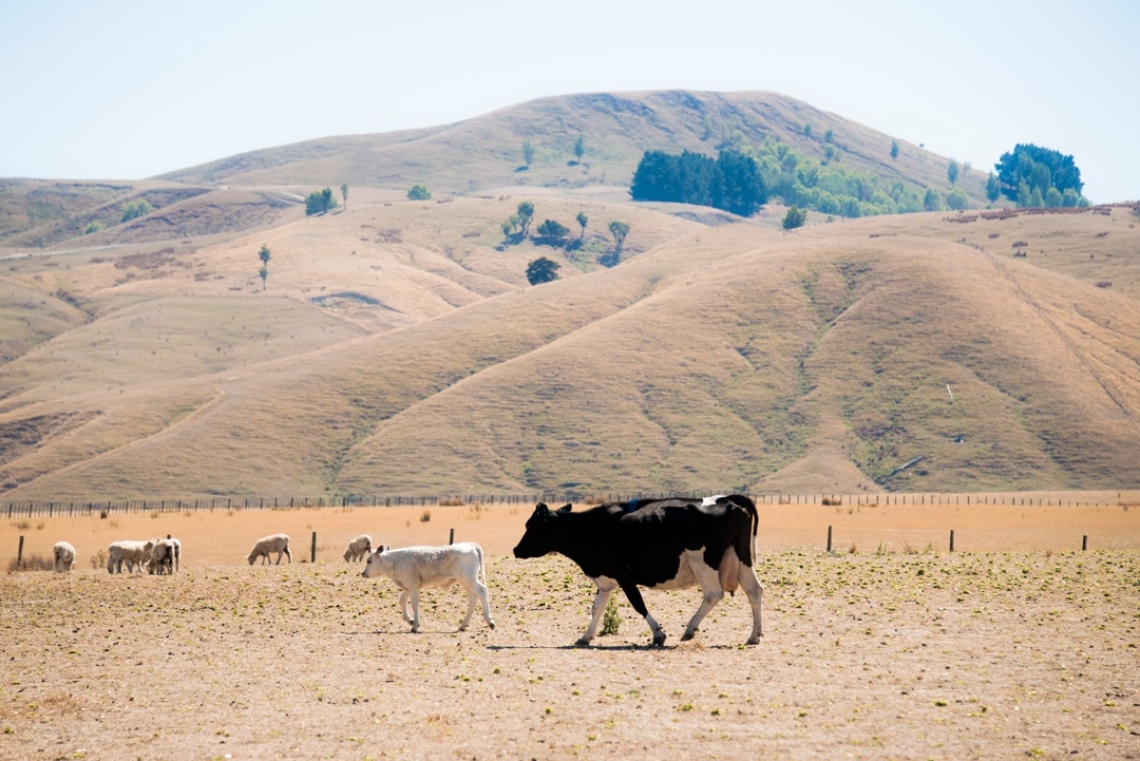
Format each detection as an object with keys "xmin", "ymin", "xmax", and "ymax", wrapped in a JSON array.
[{"xmin": 512, "ymin": 503, "xmax": 572, "ymax": 558}]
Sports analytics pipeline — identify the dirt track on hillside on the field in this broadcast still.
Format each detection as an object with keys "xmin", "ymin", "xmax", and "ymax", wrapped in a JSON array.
[{"xmin": 2, "ymin": 536, "xmax": 1138, "ymax": 760}]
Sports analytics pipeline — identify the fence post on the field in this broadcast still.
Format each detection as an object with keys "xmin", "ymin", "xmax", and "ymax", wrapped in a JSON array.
[
  {"xmin": 311, "ymin": 532, "xmax": 317, "ymax": 563},
  {"xmin": 826, "ymin": 526, "xmax": 833, "ymax": 553},
  {"xmin": 17, "ymin": 535, "xmax": 25, "ymax": 570},
  {"xmin": 949, "ymin": 530, "xmax": 955, "ymax": 553},
  {"xmin": 1082, "ymin": 535, "xmax": 1088, "ymax": 551},
  {"xmin": 449, "ymin": 528, "xmax": 455, "ymax": 545}
]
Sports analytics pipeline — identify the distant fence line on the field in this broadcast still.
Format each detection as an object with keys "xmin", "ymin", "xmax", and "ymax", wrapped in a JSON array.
[{"xmin": 0, "ymin": 492, "xmax": 1119, "ymax": 519}]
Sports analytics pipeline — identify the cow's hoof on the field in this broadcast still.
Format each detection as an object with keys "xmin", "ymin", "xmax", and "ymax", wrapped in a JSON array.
[
  {"xmin": 651, "ymin": 633, "xmax": 667, "ymax": 647},
  {"xmin": 746, "ymin": 635, "xmax": 761, "ymax": 645},
  {"xmin": 458, "ymin": 624, "xmax": 468, "ymax": 632},
  {"xmin": 487, "ymin": 621, "xmax": 496, "ymax": 631},
  {"xmin": 574, "ymin": 638, "xmax": 592, "ymax": 647},
  {"xmin": 681, "ymin": 630, "xmax": 696, "ymax": 642}
]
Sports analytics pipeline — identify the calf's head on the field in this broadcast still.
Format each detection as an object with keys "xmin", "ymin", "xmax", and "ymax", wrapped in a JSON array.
[
  {"xmin": 512, "ymin": 503, "xmax": 572, "ymax": 559},
  {"xmin": 361, "ymin": 544, "xmax": 392, "ymax": 579}
]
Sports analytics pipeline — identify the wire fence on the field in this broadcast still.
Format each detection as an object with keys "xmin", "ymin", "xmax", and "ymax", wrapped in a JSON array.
[{"xmin": 0, "ymin": 490, "xmax": 1123, "ymax": 519}]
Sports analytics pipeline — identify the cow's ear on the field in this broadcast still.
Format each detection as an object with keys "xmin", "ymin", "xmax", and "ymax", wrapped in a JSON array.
[
  {"xmin": 557, "ymin": 504, "xmax": 572, "ymax": 514},
  {"xmin": 535, "ymin": 502, "xmax": 550, "ymax": 515}
]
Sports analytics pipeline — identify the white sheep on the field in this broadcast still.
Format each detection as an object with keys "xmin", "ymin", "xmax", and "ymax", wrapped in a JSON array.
[
  {"xmin": 343, "ymin": 534, "xmax": 373, "ymax": 563},
  {"xmin": 146, "ymin": 538, "xmax": 176, "ymax": 575},
  {"xmin": 52, "ymin": 541, "xmax": 76, "ymax": 572},
  {"xmin": 165, "ymin": 534, "xmax": 181, "ymax": 572},
  {"xmin": 107, "ymin": 540, "xmax": 149, "ymax": 574},
  {"xmin": 247, "ymin": 533, "xmax": 292, "ymax": 565}
]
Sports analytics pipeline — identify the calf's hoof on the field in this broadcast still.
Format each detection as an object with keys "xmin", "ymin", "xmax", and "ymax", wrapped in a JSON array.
[
  {"xmin": 487, "ymin": 621, "xmax": 496, "ymax": 631},
  {"xmin": 681, "ymin": 629, "xmax": 697, "ymax": 642}
]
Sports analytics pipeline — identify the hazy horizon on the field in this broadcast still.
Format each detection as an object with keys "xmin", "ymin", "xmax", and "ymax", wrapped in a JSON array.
[{"xmin": 2, "ymin": 0, "xmax": 1137, "ymax": 202}]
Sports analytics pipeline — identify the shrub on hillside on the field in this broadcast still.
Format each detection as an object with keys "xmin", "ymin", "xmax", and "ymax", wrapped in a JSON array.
[
  {"xmin": 305, "ymin": 188, "xmax": 338, "ymax": 216},
  {"xmin": 783, "ymin": 206, "xmax": 807, "ymax": 230},
  {"xmin": 407, "ymin": 184, "xmax": 431, "ymax": 201},
  {"xmin": 121, "ymin": 199, "xmax": 153, "ymax": 223},
  {"xmin": 946, "ymin": 189, "xmax": 970, "ymax": 211}
]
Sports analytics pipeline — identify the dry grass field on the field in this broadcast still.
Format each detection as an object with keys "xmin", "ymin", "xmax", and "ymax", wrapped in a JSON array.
[{"xmin": 2, "ymin": 501, "xmax": 1138, "ymax": 760}]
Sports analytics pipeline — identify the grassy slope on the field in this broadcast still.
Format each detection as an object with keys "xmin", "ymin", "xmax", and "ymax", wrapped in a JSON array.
[
  {"xmin": 1, "ymin": 194, "xmax": 1138, "ymax": 499},
  {"xmin": 159, "ymin": 90, "xmax": 990, "ymax": 203}
]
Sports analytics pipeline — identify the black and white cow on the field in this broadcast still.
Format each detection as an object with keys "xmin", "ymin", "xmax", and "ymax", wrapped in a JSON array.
[{"xmin": 512, "ymin": 495, "xmax": 763, "ymax": 647}]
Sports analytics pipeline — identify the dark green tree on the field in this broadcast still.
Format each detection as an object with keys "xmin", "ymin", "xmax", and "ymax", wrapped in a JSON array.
[
  {"xmin": 923, "ymin": 187, "xmax": 942, "ymax": 211},
  {"xmin": 712, "ymin": 150, "xmax": 767, "ymax": 216},
  {"xmin": 516, "ymin": 201, "xmax": 535, "ymax": 237},
  {"xmin": 986, "ymin": 172, "xmax": 1001, "ymax": 203},
  {"xmin": 782, "ymin": 206, "xmax": 807, "ymax": 230},
  {"xmin": 573, "ymin": 135, "xmax": 585, "ymax": 164},
  {"xmin": 575, "ymin": 211, "xmax": 588, "ymax": 239},
  {"xmin": 522, "ymin": 141, "xmax": 535, "ymax": 168},
  {"xmin": 526, "ymin": 257, "xmax": 560, "ymax": 285},
  {"xmin": 535, "ymin": 219, "xmax": 570, "ymax": 244},
  {"xmin": 947, "ymin": 159, "xmax": 959, "ymax": 186},
  {"xmin": 305, "ymin": 188, "xmax": 338, "ymax": 215},
  {"xmin": 824, "ymin": 128, "xmax": 834, "ymax": 143},
  {"xmin": 407, "ymin": 184, "xmax": 431, "ymax": 200},
  {"xmin": 890, "ymin": 139, "xmax": 899, "ymax": 161},
  {"xmin": 340, "ymin": 183, "xmax": 349, "ymax": 210},
  {"xmin": 257, "ymin": 244, "xmax": 270, "ymax": 290},
  {"xmin": 994, "ymin": 143, "xmax": 1083, "ymax": 203}
]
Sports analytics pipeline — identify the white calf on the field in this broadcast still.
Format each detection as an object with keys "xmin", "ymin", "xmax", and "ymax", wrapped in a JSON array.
[
  {"xmin": 108, "ymin": 540, "xmax": 149, "ymax": 574},
  {"xmin": 53, "ymin": 541, "xmax": 76, "ymax": 572},
  {"xmin": 247, "ymin": 534, "xmax": 292, "ymax": 565},
  {"xmin": 361, "ymin": 542, "xmax": 495, "ymax": 633},
  {"xmin": 343, "ymin": 534, "xmax": 373, "ymax": 562}
]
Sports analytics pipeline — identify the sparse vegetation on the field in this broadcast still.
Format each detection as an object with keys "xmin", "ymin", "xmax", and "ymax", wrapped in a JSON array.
[
  {"xmin": 783, "ymin": 206, "xmax": 807, "ymax": 230},
  {"xmin": 890, "ymin": 139, "xmax": 899, "ymax": 161},
  {"xmin": 600, "ymin": 595, "xmax": 621, "ymax": 636},
  {"xmin": 522, "ymin": 140, "xmax": 535, "ymax": 169},
  {"xmin": 120, "ymin": 198, "xmax": 153, "ymax": 223},
  {"xmin": 407, "ymin": 184, "xmax": 431, "ymax": 201},
  {"xmin": 258, "ymin": 244, "xmax": 270, "ymax": 290},
  {"xmin": 947, "ymin": 158, "xmax": 959, "ymax": 186},
  {"xmin": 83, "ymin": 220, "xmax": 102, "ymax": 235}
]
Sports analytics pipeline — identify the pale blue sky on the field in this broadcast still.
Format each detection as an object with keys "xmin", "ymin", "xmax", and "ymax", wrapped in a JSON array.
[{"xmin": 2, "ymin": 0, "xmax": 1137, "ymax": 201}]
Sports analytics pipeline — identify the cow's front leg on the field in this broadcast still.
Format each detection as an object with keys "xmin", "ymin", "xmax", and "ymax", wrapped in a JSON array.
[
  {"xmin": 619, "ymin": 580, "xmax": 666, "ymax": 646},
  {"xmin": 398, "ymin": 590, "xmax": 413, "ymax": 624},
  {"xmin": 577, "ymin": 579, "xmax": 617, "ymax": 646}
]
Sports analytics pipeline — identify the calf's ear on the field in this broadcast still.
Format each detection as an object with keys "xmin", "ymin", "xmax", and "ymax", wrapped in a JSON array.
[{"xmin": 557, "ymin": 504, "xmax": 572, "ymax": 513}]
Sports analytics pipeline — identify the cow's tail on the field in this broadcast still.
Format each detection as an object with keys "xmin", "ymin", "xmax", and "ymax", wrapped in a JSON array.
[{"xmin": 476, "ymin": 544, "xmax": 487, "ymax": 587}]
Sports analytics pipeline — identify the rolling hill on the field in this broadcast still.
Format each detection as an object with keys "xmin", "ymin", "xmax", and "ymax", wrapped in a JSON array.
[{"xmin": 1, "ymin": 90, "xmax": 1138, "ymax": 500}]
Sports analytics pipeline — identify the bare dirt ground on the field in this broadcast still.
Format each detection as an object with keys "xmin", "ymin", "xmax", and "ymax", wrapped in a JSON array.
[{"xmin": 1, "ymin": 501, "xmax": 1139, "ymax": 760}]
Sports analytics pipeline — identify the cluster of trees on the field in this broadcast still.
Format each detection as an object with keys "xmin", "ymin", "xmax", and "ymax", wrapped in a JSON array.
[
  {"xmin": 630, "ymin": 149, "xmax": 767, "ymax": 217},
  {"xmin": 257, "ymin": 245, "xmax": 270, "ymax": 290},
  {"xmin": 501, "ymin": 201, "xmax": 629, "ymax": 284},
  {"xmin": 994, "ymin": 144, "xmax": 1088, "ymax": 208},
  {"xmin": 407, "ymin": 184, "xmax": 431, "ymax": 200},
  {"xmin": 305, "ymin": 188, "xmax": 338, "ymax": 216}
]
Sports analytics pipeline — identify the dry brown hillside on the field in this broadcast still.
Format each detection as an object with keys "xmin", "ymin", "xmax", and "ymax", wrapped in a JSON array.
[
  {"xmin": 159, "ymin": 90, "xmax": 990, "ymax": 203},
  {"xmin": 1, "ymin": 189, "xmax": 1138, "ymax": 500}
]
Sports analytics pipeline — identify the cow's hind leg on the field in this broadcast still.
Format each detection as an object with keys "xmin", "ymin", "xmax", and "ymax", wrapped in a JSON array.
[
  {"xmin": 577, "ymin": 578, "xmax": 618, "ymax": 646},
  {"xmin": 681, "ymin": 550, "xmax": 725, "ymax": 642},
  {"xmin": 738, "ymin": 564, "xmax": 764, "ymax": 644}
]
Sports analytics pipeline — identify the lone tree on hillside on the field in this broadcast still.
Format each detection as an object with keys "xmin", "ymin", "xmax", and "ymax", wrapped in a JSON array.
[
  {"xmin": 576, "ymin": 211, "xmax": 588, "ymax": 239},
  {"xmin": 407, "ymin": 184, "xmax": 431, "ymax": 200},
  {"xmin": 526, "ymin": 257, "xmax": 561, "ymax": 285},
  {"xmin": 522, "ymin": 140, "xmax": 535, "ymax": 168},
  {"xmin": 608, "ymin": 220, "xmax": 629, "ymax": 253},
  {"xmin": 573, "ymin": 134, "xmax": 585, "ymax": 164},
  {"xmin": 305, "ymin": 188, "xmax": 338, "ymax": 215},
  {"xmin": 258, "ymin": 244, "xmax": 271, "ymax": 290},
  {"xmin": 946, "ymin": 188, "xmax": 970, "ymax": 211},
  {"xmin": 783, "ymin": 206, "xmax": 807, "ymax": 230},
  {"xmin": 923, "ymin": 187, "xmax": 942, "ymax": 211},
  {"xmin": 986, "ymin": 172, "xmax": 1001, "ymax": 203},
  {"xmin": 121, "ymin": 198, "xmax": 153, "ymax": 223},
  {"xmin": 341, "ymin": 183, "xmax": 349, "ymax": 210},
  {"xmin": 890, "ymin": 139, "xmax": 899, "ymax": 161},
  {"xmin": 947, "ymin": 159, "xmax": 960, "ymax": 186}
]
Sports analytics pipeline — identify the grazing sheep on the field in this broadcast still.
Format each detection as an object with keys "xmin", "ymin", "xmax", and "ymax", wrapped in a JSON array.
[
  {"xmin": 343, "ymin": 534, "xmax": 373, "ymax": 563},
  {"xmin": 146, "ymin": 538, "xmax": 176, "ymax": 575},
  {"xmin": 247, "ymin": 534, "xmax": 292, "ymax": 565},
  {"xmin": 107, "ymin": 540, "xmax": 149, "ymax": 574},
  {"xmin": 52, "ymin": 541, "xmax": 76, "ymax": 572}
]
